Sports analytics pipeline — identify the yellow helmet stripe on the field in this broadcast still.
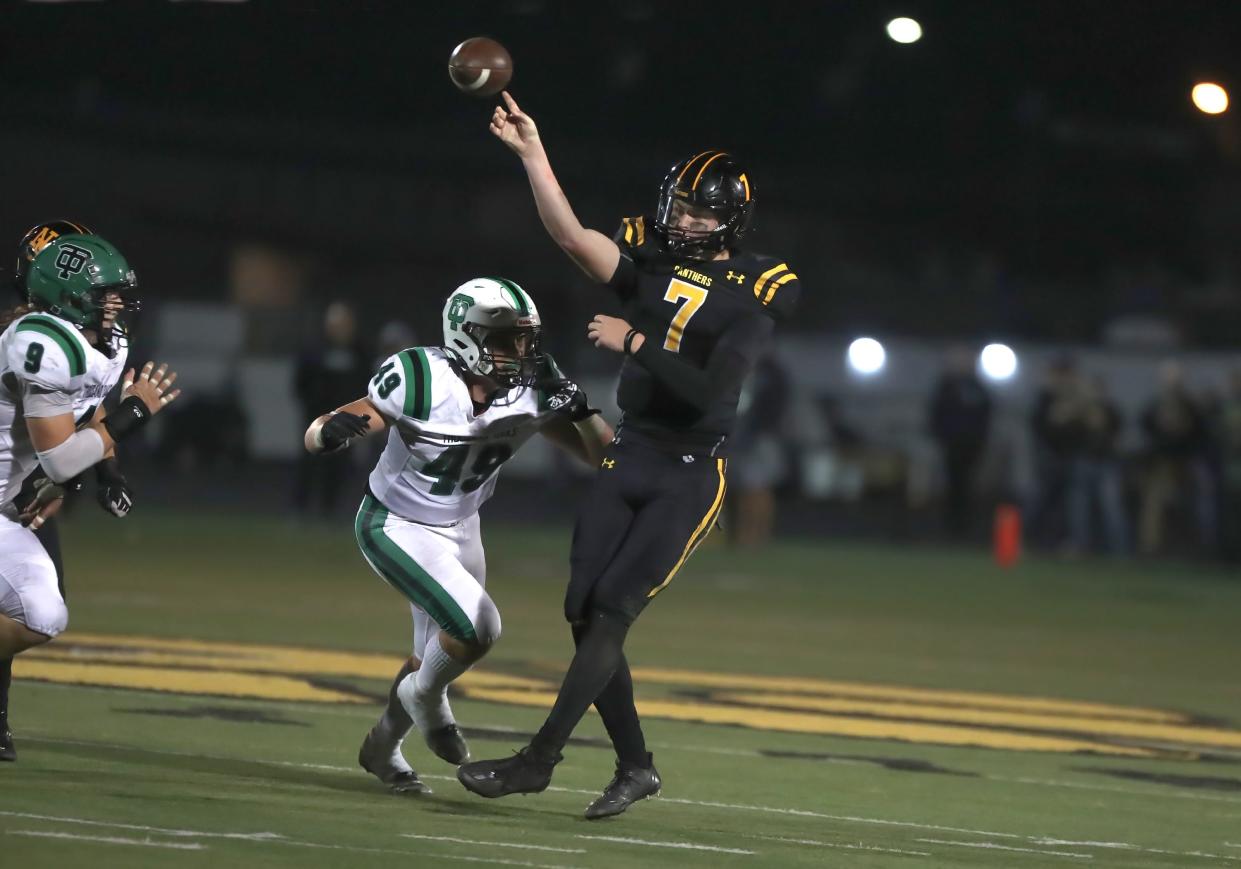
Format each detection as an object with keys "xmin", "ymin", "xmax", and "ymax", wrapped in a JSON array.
[
  {"xmin": 753, "ymin": 263, "xmax": 788, "ymax": 299},
  {"xmin": 739, "ymin": 173, "xmax": 751, "ymax": 201},
  {"xmin": 691, "ymin": 152, "xmax": 729, "ymax": 190},
  {"xmin": 676, "ymin": 150, "xmax": 718, "ymax": 184}
]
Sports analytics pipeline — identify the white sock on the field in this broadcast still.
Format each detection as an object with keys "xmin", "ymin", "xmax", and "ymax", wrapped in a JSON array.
[{"xmin": 408, "ymin": 633, "xmax": 469, "ymax": 732}]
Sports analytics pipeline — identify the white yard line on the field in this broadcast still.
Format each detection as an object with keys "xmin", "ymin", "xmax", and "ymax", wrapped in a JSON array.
[
  {"xmin": 0, "ymin": 812, "xmax": 581, "ymax": 869},
  {"xmin": 916, "ymin": 838, "xmax": 1092, "ymax": 859},
  {"xmin": 400, "ymin": 834, "xmax": 586, "ymax": 854},
  {"xmin": 7, "ymin": 830, "xmax": 206, "ymax": 851},
  {"xmin": 0, "ymin": 810, "xmax": 282, "ymax": 840},
  {"xmin": 748, "ymin": 834, "xmax": 931, "ymax": 856},
  {"xmin": 575, "ymin": 834, "xmax": 755, "ymax": 855},
  {"xmin": 17, "ymin": 734, "xmax": 1241, "ymax": 866}
]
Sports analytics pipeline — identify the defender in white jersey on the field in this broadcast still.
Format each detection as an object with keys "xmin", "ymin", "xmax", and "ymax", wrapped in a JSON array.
[
  {"xmin": 303, "ymin": 278, "xmax": 612, "ymax": 794},
  {"xmin": 0, "ymin": 234, "xmax": 179, "ymax": 759}
]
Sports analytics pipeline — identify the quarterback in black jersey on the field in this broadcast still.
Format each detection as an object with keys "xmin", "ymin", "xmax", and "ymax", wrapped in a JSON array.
[{"xmin": 458, "ymin": 92, "xmax": 801, "ymax": 817}]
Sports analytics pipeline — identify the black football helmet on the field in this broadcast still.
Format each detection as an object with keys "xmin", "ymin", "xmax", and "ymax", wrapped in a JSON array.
[
  {"xmin": 653, "ymin": 151, "xmax": 754, "ymax": 258},
  {"xmin": 14, "ymin": 220, "xmax": 96, "ymax": 300}
]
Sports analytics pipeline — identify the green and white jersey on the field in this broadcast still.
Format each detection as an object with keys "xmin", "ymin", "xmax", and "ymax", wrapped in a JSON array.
[
  {"xmin": 0, "ymin": 311, "xmax": 97, "ymax": 506},
  {"xmin": 366, "ymin": 346, "xmax": 561, "ymax": 525}
]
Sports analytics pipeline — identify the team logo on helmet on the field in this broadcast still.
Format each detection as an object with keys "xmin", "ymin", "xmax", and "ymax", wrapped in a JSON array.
[
  {"xmin": 55, "ymin": 243, "xmax": 94, "ymax": 279},
  {"xmin": 446, "ymin": 294, "xmax": 474, "ymax": 330}
]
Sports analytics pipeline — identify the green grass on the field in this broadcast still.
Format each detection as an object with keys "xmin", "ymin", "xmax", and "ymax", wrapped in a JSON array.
[{"xmin": 3, "ymin": 510, "xmax": 1240, "ymax": 868}]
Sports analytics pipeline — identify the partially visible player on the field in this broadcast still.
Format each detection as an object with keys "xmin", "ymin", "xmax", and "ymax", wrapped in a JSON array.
[
  {"xmin": 458, "ymin": 94, "xmax": 801, "ymax": 818},
  {"xmin": 1, "ymin": 222, "xmax": 137, "ymax": 763},
  {"xmin": 303, "ymin": 278, "xmax": 612, "ymax": 794},
  {"xmin": 0, "ymin": 234, "xmax": 178, "ymax": 759}
]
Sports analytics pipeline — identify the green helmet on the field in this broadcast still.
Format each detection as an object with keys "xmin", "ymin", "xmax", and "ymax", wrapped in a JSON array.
[{"xmin": 24, "ymin": 233, "xmax": 138, "ymax": 329}]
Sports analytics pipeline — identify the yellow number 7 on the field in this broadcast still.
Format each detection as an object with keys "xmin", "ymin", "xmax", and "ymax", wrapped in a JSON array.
[{"xmin": 662, "ymin": 279, "xmax": 708, "ymax": 352}]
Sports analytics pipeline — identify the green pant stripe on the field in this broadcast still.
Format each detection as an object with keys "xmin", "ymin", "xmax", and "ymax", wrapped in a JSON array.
[
  {"xmin": 17, "ymin": 318, "xmax": 86, "ymax": 376},
  {"xmin": 354, "ymin": 496, "xmax": 477, "ymax": 642}
]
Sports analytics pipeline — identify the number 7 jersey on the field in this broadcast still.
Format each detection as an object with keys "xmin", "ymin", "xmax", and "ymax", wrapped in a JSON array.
[{"xmin": 365, "ymin": 346, "xmax": 562, "ymax": 524}]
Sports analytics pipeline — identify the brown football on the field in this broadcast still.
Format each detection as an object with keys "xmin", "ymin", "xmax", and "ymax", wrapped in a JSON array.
[{"xmin": 448, "ymin": 37, "xmax": 512, "ymax": 98}]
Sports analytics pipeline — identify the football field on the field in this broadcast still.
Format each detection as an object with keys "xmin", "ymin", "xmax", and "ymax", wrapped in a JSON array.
[{"xmin": 3, "ymin": 510, "xmax": 1240, "ymax": 868}]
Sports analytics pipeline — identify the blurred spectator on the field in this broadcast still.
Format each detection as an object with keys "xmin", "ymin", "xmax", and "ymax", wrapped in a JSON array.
[
  {"xmin": 1025, "ymin": 356, "xmax": 1081, "ymax": 547},
  {"xmin": 293, "ymin": 302, "xmax": 372, "ymax": 517},
  {"xmin": 927, "ymin": 346, "xmax": 992, "ymax": 539},
  {"xmin": 1138, "ymin": 361, "xmax": 1216, "ymax": 556},
  {"xmin": 1213, "ymin": 370, "xmax": 1241, "ymax": 562},
  {"xmin": 1065, "ymin": 376, "xmax": 1129, "ymax": 556},
  {"xmin": 728, "ymin": 352, "xmax": 793, "ymax": 546},
  {"xmin": 376, "ymin": 319, "xmax": 417, "ymax": 363}
]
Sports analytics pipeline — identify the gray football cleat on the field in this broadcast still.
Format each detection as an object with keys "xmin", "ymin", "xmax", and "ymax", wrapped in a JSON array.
[
  {"xmin": 358, "ymin": 725, "xmax": 431, "ymax": 795},
  {"xmin": 584, "ymin": 754, "xmax": 661, "ymax": 819}
]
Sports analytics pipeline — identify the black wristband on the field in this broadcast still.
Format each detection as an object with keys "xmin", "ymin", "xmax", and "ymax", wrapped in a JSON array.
[
  {"xmin": 102, "ymin": 396, "xmax": 152, "ymax": 442},
  {"xmin": 623, "ymin": 328, "xmax": 640, "ymax": 356}
]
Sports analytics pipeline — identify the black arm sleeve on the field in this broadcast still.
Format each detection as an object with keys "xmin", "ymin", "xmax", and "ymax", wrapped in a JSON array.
[
  {"xmin": 605, "ymin": 251, "xmax": 638, "ymax": 299},
  {"xmin": 629, "ymin": 314, "xmax": 774, "ymax": 415}
]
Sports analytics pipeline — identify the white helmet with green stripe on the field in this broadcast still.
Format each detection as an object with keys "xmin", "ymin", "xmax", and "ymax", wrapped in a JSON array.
[{"xmin": 441, "ymin": 277, "xmax": 544, "ymax": 388}]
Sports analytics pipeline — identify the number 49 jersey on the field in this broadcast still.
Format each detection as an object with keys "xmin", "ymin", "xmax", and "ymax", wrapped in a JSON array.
[{"xmin": 366, "ymin": 346, "xmax": 562, "ymax": 525}]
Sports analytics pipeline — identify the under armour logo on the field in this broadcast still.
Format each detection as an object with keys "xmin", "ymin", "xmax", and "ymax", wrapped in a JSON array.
[
  {"xmin": 602, "ymin": 458, "xmax": 616, "ymax": 469},
  {"xmin": 55, "ymin": 243, "xmax": 93, "ymax": 279},
  {"xmin": 725, "ymin": 271, "xmax": 745, "ymax": 284}
]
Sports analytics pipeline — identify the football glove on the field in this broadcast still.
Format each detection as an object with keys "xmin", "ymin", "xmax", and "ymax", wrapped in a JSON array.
[
  {"xmin": 321, "ymin": 412, "xmax": 372, "ymax": 451},
  {"xmin": 18, "ymin": 476, "xmax": 66, "ymax": 527},
  {"xmin": 541, "ymin": 378, "xmax": 600, "ymax": 423},
  {"xmin": 95, "ymin": 457, "xmax": 133, "ymax": 518}
]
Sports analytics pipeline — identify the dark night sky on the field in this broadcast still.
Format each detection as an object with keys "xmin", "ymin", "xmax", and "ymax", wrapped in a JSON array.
[{"xmin": 4, "ymin": 1, "xmax": 1241, "ymax": 344}]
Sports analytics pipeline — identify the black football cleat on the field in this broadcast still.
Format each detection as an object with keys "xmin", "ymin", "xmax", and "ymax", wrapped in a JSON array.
[
  {"xmin": 425, "ymin": 724, "xmax": 470, "ymax": 765},
  {"xmin": 0, "ymin": 723, "xmax": 14, "ymax": 762},
  {"xmin": 584, "ymin": 755, "xmax": 662, "ymax": 820},
  {"xmin": 457, "ymin": 746, "xmax": 561, "ymax": 798}
]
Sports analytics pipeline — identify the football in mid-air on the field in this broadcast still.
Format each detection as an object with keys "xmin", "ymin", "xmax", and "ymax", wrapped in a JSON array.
[{"xmin": 448, "ymin": 37, "xmax": 512, "ymax": 97}]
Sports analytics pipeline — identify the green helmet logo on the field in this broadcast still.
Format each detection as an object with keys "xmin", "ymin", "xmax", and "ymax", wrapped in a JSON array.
[
  {"xmin": 54, "ymin": 243, "xmax": 93, "ymax": 279},
  {"xmin": 25, "ymin": 233, "xmax": 137, "ymax": 329},
  {"xmin": 446, "ymin": 293, "xmax": 474, "ymax": 331}
]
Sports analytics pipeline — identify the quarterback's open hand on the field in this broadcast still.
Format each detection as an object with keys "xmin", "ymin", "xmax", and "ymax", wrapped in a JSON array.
[
  {"xmin": 587, "ymin": 315, "xmax": 643, "ymax": 355},
  {"xmin": 320, "ymin": 411, "xmax": 371, "ymax": 451},
  {"xmin": 122, "ymin": 361, "xmax": 181, "ymax": 416},
  {"xmin": 490, "ymin": 91, "xmax": 542, "ymax": 159}
]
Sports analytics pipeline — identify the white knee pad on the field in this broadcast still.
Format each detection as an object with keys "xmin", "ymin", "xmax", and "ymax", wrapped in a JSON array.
[{"xmin": 472, "ymin": 594, "xmax": 502, "ymax": 648}]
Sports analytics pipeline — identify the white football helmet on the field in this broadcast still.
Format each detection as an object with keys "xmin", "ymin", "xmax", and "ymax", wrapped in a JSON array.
[{"xmin": 441, "ymin": 277, "xmax": 544, "ymax": 387}]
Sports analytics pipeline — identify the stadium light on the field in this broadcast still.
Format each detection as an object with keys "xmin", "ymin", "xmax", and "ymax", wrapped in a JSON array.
[
  {"xmin": 847, "ymin": 337, "xmax": 886, "ymax": 376},
  {"xmin": 978, "ymin": 343, "xmax": 1018, "ymax": 382},
  {"xmin": 886, "ymin": 17, "xmax": 923, "ymax": 44},
  {"xmin": 1192, "ymin": 82, "xmax": 1229, "ymax": 115}
]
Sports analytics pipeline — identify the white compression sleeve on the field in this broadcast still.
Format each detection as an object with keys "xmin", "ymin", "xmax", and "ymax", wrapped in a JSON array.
[{"xmin": 36, "ymin": 428, "xmax": 106, "ymax": 483}]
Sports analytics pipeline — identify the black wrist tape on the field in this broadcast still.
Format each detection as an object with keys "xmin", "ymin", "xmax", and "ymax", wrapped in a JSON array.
[
  {"xmin": 623, "ymin": 329, "xmax": 640, "ymax": 355},
  {"xmin": 103, "ymin": 396, "xmax": 152, "ymax": 442}
]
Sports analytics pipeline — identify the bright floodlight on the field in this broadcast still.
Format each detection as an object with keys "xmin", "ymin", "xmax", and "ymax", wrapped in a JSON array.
[
  {"xmin": 886, "ymin": 17, "xmax": 923, "ymax": 44},
  {"xmin": 979, "ymin": 343, "xmax": 1018, "ymax": 381},
  {"xmin": 847, "ymin": 337, "xmax": 886, "ymax": 375},
  {"xmin": 1192, "ymin": 82, "xmax": 1229, "ymax": 115}
]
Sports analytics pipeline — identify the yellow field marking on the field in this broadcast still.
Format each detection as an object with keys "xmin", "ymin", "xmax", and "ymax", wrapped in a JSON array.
[
  {"xmin": 13, "ymin": 632, "xmax": 1233, "ymax": 758},
  {"xmin": 23, "ymin": 633, "xmax": 546, "ymax": 691},
  {"xmin": 16, "ymin": 660, "xmax": 366, "ymax": 704},
  {"xmin": 711, "ymin": 692, "xmax": 1241, "ymax": 750},
  {"xmin": 457, "ymin": 687, "xmax": 1158, "ymax": 758},
  {"xmin": 629, "ymin": 667, "xmax": 1186, "ymax": 723}
]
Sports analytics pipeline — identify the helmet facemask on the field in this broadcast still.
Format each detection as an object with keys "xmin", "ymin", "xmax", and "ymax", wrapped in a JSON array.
[{"xmin": 465, "ymin": 323, "xmax": 545, "ymax": 389}]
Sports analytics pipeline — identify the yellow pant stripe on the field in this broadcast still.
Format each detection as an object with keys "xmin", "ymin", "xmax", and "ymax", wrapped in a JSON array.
[{"xmin": 648, "ymin": 458, "xmax": 727, "ymax": 599}]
